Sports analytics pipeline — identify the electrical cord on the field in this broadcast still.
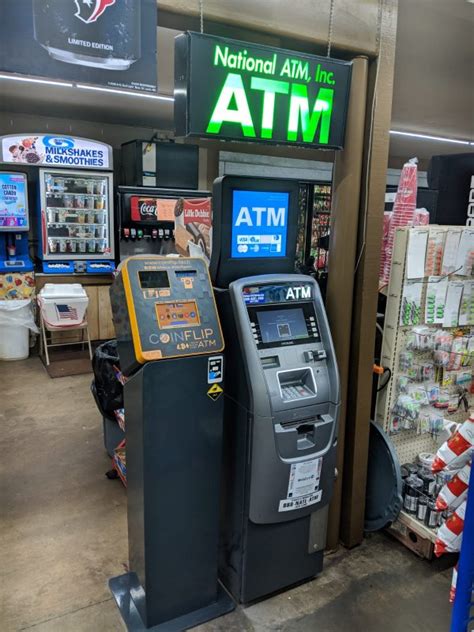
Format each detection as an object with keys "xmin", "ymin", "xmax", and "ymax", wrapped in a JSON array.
[{"xmin": 376, "ymin": 366, "xmax": 392, "ymax": 392}]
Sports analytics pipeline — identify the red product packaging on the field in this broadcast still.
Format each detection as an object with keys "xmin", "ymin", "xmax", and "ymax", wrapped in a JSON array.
[
  {"xmin": 434, "ymin": 501, "xmax": 466, "ymax": 556},
  {"xmin": 432, "ymin": 414, "xmax": 474, "ymax": 473},
  {"xmin": 381, "ymin": 158, "xmax": 418, "ymax": 285},
  {"xmin": 414, "ymin": 207, "xmax": 430, "ymax": 226},
  {"xmin": 436, "ymin": 462, "xmax": 470, "ymax": 511}
]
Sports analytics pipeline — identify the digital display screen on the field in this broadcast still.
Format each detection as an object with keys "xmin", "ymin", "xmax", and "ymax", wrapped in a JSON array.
[
  {"xmin": 257, "ymin": 308, "xmax": 309, "ymax": 344},
  {"xmin": 231, "ymin": 190, "xmax": 289, "ymax": 259},
  {"xmin": 139, "ymin": 271, "xmax": 170, "ymax": 289},
  {"xmin": 156, "ymin": 300, "xmax": 200, "ymax": 329},
  {"xmin": 0, "ymin": 172, "xmax": 28, "ymax": 230}
]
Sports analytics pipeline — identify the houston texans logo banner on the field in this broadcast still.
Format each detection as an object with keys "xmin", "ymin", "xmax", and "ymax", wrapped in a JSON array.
[
  {"xmin": 0, "ymin": 0, "xmax": 158, "ymax": 94},
  {"xmin": 74, "ymin": 0, "xmax": 116, "ymax": 24}
]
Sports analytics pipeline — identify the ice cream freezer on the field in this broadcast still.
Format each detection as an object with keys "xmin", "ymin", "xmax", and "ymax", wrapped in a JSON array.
[{"xmin": 39, "ymin": 169, "xmax": 115, "ymax": 274}]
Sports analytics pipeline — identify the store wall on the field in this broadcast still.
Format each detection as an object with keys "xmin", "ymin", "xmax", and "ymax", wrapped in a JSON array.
[{"xmin": 0, "ymin": 111, "xmax": 209, "ymax": 191}]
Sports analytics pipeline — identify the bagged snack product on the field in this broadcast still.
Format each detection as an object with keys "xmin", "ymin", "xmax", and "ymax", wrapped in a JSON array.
[
  {"xmin": 432, "ymin": 414, "xmax": 474, "ymax": 472},
  {"xmin": 436, "ymin": 462, "xmax": 470, "ymax": 511},
  {"xmin": 447, "ymin": 336, "xmax": 466, "ymax": 372},
  {"xmin": 434, "ymin": 500, "xmax": 466, "ymax": 556}
]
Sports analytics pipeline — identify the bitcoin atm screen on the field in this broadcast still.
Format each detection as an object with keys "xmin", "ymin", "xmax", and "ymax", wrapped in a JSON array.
[
  {"xmin": 156, "ymin": 301, "xmax": 200, "ymax": 329},
  {"xmin": 139, "ymin": 271, "xmax": 170, "ymax": 289}
]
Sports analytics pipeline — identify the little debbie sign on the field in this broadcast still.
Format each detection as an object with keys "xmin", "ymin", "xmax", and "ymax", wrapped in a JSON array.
[{"xmin": 175, "ymin": 32, "xmax": 351, "ymax": 149}]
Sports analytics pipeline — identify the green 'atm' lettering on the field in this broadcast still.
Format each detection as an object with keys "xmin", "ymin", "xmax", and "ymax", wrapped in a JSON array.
[
  {"xmin": 287, "ymin": 85, "xmax": 334, "ymax": 144},
  {"xmin": 206, "ymin": 73, "xmax": 256, "ymax": 137},
  {"xmin": 250, "ymin": 77, "xmax": 289, "ymax": 139}
]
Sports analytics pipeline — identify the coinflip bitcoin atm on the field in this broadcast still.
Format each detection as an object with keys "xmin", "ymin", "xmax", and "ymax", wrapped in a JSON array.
[
  {"xmin": 109, "ymin": 255, "xmax": 234, "ymax": 630},
  {"xmin": 211, "ymin": 176, "xmax": 340, "ymax": 603}
]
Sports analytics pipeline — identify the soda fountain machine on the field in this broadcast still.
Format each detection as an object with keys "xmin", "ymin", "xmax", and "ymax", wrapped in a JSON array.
[{"xmin": 116, "ymin": 186, "xmax": 211, "ymax": 262}]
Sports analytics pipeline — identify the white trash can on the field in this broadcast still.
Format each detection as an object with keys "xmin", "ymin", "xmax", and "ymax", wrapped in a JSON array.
[{"xmin": 0, "ymin": 299, "xmax": 38, "ymax": 361}]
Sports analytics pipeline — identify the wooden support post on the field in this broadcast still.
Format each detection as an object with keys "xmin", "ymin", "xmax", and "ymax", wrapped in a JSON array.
[
  {"xmin": 324, "ymin": 56, "xmax": 369, "ymax": 550},
  {"xmin": 340, "ymin": 0, "xmax": 399, "ymax": 548}
]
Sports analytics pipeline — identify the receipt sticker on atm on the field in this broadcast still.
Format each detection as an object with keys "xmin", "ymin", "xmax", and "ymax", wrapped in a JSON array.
[
  {"xmin": 208, "ymin": 356, "xmax": 223, "ymax": 383},
  {"xmin": 279, "ymin": 457, "xmax": 323, "ymax": 512}
]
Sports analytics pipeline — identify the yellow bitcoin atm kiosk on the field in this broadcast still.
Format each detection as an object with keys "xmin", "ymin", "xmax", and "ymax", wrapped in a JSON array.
[{"xmin": 109, "ymin": 256, "xmax": 234, "ymax": 631}]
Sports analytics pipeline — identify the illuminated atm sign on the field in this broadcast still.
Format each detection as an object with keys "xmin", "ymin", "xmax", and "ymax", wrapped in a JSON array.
[{"xmin": 174, "ymin": 32, "xmax": 351, "ymax": 149}]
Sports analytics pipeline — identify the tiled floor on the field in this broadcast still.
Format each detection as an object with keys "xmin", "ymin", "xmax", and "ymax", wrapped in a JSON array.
[{"xmin": 1, "ymin": 357, "xmax": 453, "ymax": 631}]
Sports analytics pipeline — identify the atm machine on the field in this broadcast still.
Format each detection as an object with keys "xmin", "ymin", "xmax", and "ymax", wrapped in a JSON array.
[
  {"xmin": 211, "ymin": 176, "xmax": 340, "ymax": 603},
  {"xmin": 109, "ymin": 256, "xmax": 234, "ymax": 630}
]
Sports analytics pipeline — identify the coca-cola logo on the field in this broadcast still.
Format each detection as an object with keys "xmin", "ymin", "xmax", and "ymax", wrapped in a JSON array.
[
  {"xmin": 139, "ymin": 202, "xmax": 157, "ymax": 217},
  {"xmin": 130, "ymin": 196, "xmax": 159, "ymax": 222}
]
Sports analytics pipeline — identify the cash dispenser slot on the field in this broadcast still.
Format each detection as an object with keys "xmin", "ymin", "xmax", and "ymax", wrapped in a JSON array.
[
  {"xmin": 277, "ymin": 367, "xmax": 316, "ymax": 401},
  {"xmin": 276, "ymin": 415, "xmax": 334, "ymax": 457}
]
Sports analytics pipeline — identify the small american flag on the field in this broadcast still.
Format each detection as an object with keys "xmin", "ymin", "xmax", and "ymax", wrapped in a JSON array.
[{"xmin": 55, "ymin": 304, "xmax": 78, "ymax": 320}]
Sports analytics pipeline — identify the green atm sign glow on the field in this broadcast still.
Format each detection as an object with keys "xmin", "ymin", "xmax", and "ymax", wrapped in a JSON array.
[{"xmin": 174, "ymin": 32, "xmax": 352, "ymax": 149}]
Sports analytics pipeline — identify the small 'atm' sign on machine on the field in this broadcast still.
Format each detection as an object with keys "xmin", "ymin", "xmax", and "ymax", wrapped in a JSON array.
[{"xmin": 175, "ymin": 32, "xmax": 351, "ymax": 149}]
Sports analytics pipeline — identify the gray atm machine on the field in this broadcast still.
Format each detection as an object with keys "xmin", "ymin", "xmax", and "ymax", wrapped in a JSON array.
[{"xmin": 211, "ymin": 176, "xmax": 340, "ymax": 603}]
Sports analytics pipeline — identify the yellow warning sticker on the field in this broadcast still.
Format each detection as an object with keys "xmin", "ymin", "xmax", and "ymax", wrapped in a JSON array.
[{"xmin": 207, "ymin": 383, "xmax": 223, "ymax": 401}]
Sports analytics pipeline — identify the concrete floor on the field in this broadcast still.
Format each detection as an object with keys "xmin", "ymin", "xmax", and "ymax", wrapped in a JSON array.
[{"xmin": 1, "ymin": 357, "xmax": 454, "ymax": 632}]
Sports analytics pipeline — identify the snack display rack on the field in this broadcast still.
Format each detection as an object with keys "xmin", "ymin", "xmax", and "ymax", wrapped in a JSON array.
[
  {"xmin": 376, "ymin": 226, "xmax": 473, "ymax": 552},
  {"xmin": 310, "ymin": 184, "xmax": 332, "ymax": 272}
]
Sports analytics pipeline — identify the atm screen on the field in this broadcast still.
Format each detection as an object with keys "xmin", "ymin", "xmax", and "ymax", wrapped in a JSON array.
[
  {"xmin": 257, "ymin": 307, "xmax": 309, "ymax": 344},
  {"xmin": 156, "ymin": 300, "xmax": 200, "ymax": 329},
  {"xmin": 231, "ymin": 190, "xmax": 289, "ymax": 259},
  {"xmin": 139, "ymin": 271, "xmax": 170, "ymax": 289}
]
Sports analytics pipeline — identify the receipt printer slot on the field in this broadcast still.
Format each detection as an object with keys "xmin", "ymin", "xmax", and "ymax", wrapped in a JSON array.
[
  {"xmin": 277, "ymin": 367, "xmax": 316, "ymax": 402},
  {"xmin": 261, "ymin": 355, "xmax": 280, "ymax": 369}
]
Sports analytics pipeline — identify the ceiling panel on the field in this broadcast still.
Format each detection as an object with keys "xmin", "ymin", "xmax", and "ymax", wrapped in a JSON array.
[
  {"xmin": 391, "ymin": 0, "xmax": 474, "ymax": 141},
  {"xmin": 157, "ymin": 0, "xmax": 380, "ymax": 55}
]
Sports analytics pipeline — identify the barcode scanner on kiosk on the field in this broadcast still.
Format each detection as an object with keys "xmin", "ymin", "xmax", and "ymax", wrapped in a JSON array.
[
  {"xmin": 109, "ymin": 255, "xmax": 234, "ymax": 630},
  {"xmin": 210, "ymin": 176, "xmax": 341, "ymax": 604}
]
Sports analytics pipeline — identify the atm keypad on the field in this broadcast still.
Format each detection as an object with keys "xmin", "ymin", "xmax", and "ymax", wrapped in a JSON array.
[{"xmin": 281, "ymin": 384, "xmax": 313, "ymax": 401}]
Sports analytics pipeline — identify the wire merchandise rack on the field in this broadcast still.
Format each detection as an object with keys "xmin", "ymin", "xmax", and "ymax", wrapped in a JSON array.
[
  {"xmin": 450, "ymin": 456, "xmax": 474, "ymax": 632},
  {"xmin": 376, "ymin": 226, "xmax": 473, "ymax": 552}
]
